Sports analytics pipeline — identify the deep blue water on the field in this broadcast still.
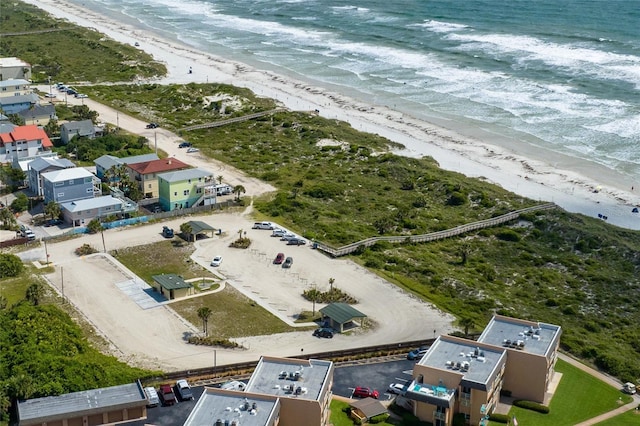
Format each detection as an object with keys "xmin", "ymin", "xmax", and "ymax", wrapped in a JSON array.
[{"xmin": 78, "ymin": 0, "xmax": 640, "ymax": 179}]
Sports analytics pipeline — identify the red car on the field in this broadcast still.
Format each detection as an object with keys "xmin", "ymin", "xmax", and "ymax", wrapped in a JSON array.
[
  {"xmin": 159, "ymin": 384, "xmax": 176, "ymax": 406},
  {"xmin": 353, "ymin": 386, "xmax": 379, "ymax": 399},
  {"xmin": 273, "ymin": 253, "xmax": 285, "ymax": 264}
]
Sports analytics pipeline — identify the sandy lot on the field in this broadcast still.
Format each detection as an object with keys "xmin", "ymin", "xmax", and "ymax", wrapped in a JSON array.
[
  {"xmin": 39, "ymin": 209, "xmax": 454, "ymax": 372},
  {"xmin": 27, "ymin": 89, "xmax": 454, "ymax": 372}
]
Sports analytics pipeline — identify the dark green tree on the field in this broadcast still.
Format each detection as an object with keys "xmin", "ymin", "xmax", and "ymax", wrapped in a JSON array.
[
  {"xmin": 26, "ymin": 282, "xmax": 45, "ymax": 306},
  {"xmin": 0, "ymin": 253, "xmax": 24, "ymax": 278},
  {"xmin": 233, "ymin": 184, "xmax": 246, "ymax": 201},
  {"xmin": 10, "ymin": 193, "xmax": 29, "ymax": 213},
  {"xmin": 86, "ymin": 219, "xmax": 104, "ymax": 234},
  {"xmin": 44, "ymin": 201, "xmax": 61, "ymax": 220},
  {"xmin": 180, "ymin": 222, "xmax": 193, "ymax": 242}
]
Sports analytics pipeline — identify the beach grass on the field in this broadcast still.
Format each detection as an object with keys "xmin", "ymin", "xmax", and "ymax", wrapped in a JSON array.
[
  {"xmin": 508, "ymin": 359, "xmax": 633, "ymax": 426},
  {"xmin": 83, "ymin": 82, "xmax": 640, "ymax": 383},
  {"xmin": 0, "ymin": 1, "xmax": 166, "ymax": 83}
]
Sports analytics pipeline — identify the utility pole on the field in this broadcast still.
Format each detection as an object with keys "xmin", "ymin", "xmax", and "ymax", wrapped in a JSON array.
[
  {"xmin": 154, "ymin": 131, "xmax": 157, "ymax": 153},
  {"xmin": 61, "ymin": 266, "xmax": 65, "ymax": 303}
]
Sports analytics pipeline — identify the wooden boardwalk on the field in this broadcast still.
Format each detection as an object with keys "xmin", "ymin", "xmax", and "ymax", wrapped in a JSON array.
[
  {"xmin": 179, "ymin": 108, "xmax": 286, "ymax": 132},
  {"xmin": 315, "ymin": 203, "xmax": 557, "ymax": 257}
]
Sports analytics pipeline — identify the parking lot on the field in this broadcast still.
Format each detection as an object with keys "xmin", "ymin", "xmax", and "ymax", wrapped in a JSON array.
[{"xmin": 128, "ymin": 358, "xmax": 415, "ymax": 426}]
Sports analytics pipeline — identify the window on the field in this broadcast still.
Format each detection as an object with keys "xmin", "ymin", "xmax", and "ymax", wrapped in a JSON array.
[
  {"xmin": 196, "ymin": 188, "xmax": 202, "ymax": 194},
  {"xmin": 54, "ymin": 181, "xmax": 64, "ymax": 187},
  {"xmin": 57, "ymin": 193, "xmax": 64, "ymax": 198},
  {"xmin": 174, "ymin": 192, "xmax": 177, "ymax": 196},
  {"xmin": 68, "ymin": 179, "xmax": 74, "ymax": 185},
  {"xmin": 86, "ymin": 188, "xmax": 93, "ymax": 193},
  {"xmin": 148, "ymin": 184, "xmax": 152, "ymax": 189},
  {"xmin": 183, "ymin": 190, "xmax": 189, "ymax": 196}
]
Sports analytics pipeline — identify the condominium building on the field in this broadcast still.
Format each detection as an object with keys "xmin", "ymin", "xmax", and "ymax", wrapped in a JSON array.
[{"xmin": 404, "ymin": 315, "xmax": 561, "ymax": 426}]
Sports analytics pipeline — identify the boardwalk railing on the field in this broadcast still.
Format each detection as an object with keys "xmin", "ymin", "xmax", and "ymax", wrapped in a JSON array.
[
  {"xmin": 315, "ymin": 203, "xmax": 556, "ymax": 257},
  {"xmin": 180, "ymin": 108, "xmax": 286, "ymax": 132}
]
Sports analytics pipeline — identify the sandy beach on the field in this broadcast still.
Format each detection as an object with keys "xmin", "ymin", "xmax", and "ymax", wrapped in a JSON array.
[{"xmin": 24, "ymin": 0, "xmax": 640, "ymax": 231}]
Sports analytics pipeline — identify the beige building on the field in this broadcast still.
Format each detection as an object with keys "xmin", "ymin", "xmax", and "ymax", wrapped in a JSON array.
[
  {"xmin": 152, "ymin": 274, "xmax": 194, "ymax": 300},
  {"xmin": 0, "ymin": 57, "xmax": 32, "ymax": 81},
  {"xmin": 188, "ymin": 356, "xmax": 334, "ymax": 426},
  {"xmin": 476, "ymin": 315, "xmax": 562, "ymax": 403},
  {"xmin": 404, "ymin": 315, "xmax": 561, "ymax": 426}
]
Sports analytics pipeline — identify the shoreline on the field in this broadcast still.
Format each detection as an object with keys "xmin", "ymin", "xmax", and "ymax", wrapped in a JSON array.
[{"xmin": 25, "ymin": 0, "xmax": 640, "ymax": 231}]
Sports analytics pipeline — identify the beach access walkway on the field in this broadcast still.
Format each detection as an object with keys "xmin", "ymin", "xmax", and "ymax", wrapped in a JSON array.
[
  {"xmin": 180, "ymin": 108, "xmax": 286, "ymax": 132},
  {"xmin": 316, "ymin": 203, "xmax": 557, "ymax": 257}
]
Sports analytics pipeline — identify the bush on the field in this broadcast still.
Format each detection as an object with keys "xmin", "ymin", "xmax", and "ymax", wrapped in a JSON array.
[
  {"xmin": 513, "ymin": 399, "xmax": 549, "ymax": 414},
  {"xmin": 489, "ymin": 413, "xmax": 510, "ymax": 423},
  {"xmin": 0, "ymin": 253, "xmax": 24, "ymax": 278},
  {"xmin": 369, "ymin": 413, "xmax": 390, "ymax": 423},
  {"xmin": 229, "ymin": 237, "xmax": 251, "ymax": 249},
  {"xmin": 86, "ymin": 219, "xmax": 103, "ymax": 234},
  {"xmin": 446, "ymin": 191, "xmax": 466, "ymax": 206},
  {"xmin": 187, "ymin": 336, "xmax": 241, "ymax": 348},
  {"xmin": 496, "ymin": 229, "xmax": 520, "ymax": 242},
  {"xmin": 75, "ymin": 244, "xmax": 98, "ymax": 256}
]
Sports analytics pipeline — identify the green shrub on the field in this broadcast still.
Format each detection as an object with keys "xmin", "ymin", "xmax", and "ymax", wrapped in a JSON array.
[
  {"xmin": 369, "ymin": 413, "xmax": 390, "ymax": 423},
  {"xmin": 187, "ymin": 336, "xmax": 241, "ymax": 348},
  {"xmin": 513, "ymin": 399, "xmax": 549, "ymax": 414},
  {"xmin": 446, "ymin": 191, "xmax": 466, "ymax": 206},
  {"xmin": 489, "ymin": 413, "xmax": 510, "ymax": 423},
  {"xmin": 452, "ymin": 413, "xmax": 466, "ymax": 426},
  {"xmin": 0, "ymin": 253, "xmax": 24, "ymax": 278},
  {"xmin": 496, "ymin": 229, "xmax": 520, "ymax": 242},
  {"xmin": 75, "ymin": 244, "xmax": 98, "ymax": 256}
]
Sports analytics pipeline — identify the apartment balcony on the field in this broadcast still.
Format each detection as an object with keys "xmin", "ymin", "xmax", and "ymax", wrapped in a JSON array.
[{"xmin": 404, "ymin": 381, "xmax": 456, "ymax": 409}]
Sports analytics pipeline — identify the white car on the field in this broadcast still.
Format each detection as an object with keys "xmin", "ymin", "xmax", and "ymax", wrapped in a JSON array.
[
  {"xmin": 187, "ymin": 147, "xmax": 199, "ymax": 153},
  {"xmin": 75, "ymin": 93, "xmax": 88, "ymax": 98},
  {"xmin": 44, "ymin": 93, "xmax": 57, "ymax": 98},
  {"xmin": 175, "ymin": 379, "xmax": 193, "ymax": 401},
  {"xmin": 211, "ymin": 256, "xmax": 223, "ymax": 267},
  {"xmin": 387, "ymin": 383, "xmax": 406, "ymax": 395}
]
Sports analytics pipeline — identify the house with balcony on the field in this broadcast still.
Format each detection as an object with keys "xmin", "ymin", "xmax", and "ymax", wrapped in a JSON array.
[
  {"xmin": 41, "ymin": 167, "xmax": 100, "ymax": 204},
  {"xmin": 405, "ymin": 315, "xmax": 561, "ymax": 426},
  {"xmin": 0, "ymin": 78, "xmax": 36, "ymax": 115},
  {"xmin": 127, "ymin": 157, "xmax": 190, "ymax": 198},
  {"xmin": 476, "ymin": 315, "xmax": 562, "ymax": 403},
  {"xmin": 157, "ymin": 168, "xmax": 215, "ymax": 211},
  {"xmin": 60, "ymin": 119, "xmax": 96, "ymax": 144},
  {"xmin": 94, "ymin": 153, "xmax": 159, "ymax": 180},
  {"xmin": 0, "ymin": 124, "xmax": 53, "ymax": 164},
  {"xmin": 61, "ymin": 195, "xmax": 126, "ymax": 227},
  {"xmin": 0, "ymin": 57, "xmax": 32, "ymax": 81},
  {"xmin": 28, "ymin": 157, "xmax": 76, "ymax": 197}
]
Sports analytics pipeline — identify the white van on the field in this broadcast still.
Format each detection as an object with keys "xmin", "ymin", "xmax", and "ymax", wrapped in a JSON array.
[
  {"xmin": 622, "ymin": 382, "xmax": 637, "ymax": 394},
  {"xmin": 145, "ymin": 386, "xmax": 160, "ymax": 407}
]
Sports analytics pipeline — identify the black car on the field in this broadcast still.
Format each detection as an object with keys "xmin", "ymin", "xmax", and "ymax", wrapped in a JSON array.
[
  {"xmin": 178, "ymin": 141, "xmax": 192, "ymax": 148},
  {"xmin": 162, "ymin": 226, "xmax": 174, "ymax": 238},
  {"xmin": 313, "ymin": 328, "xmax": 334, "ymax": 338},
  {"xmin": 146, "ymin": 122, "xmax": 159, "ymax": 129}
]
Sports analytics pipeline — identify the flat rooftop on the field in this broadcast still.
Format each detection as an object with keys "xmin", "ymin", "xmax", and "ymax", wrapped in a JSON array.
[
  {"xmin": 18, "ymin": 382, "xmax": 145, "ymax": 422},
  {"xmin": 478, "ymin": 315, "xmax": 561, "ymax": 356},
  {"xmin": 184, "ymin": 389, "xmax": 279, "ymax": 426},
  {"xmin": 245, "ymin": 357, "xmax": 332, "ymax": 401},
  {"xmin": 418, "ymin": 336, "xmax": 506, "ymax": 387}
]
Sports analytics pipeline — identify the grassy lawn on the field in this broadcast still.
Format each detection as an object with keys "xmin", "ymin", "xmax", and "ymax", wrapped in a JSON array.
[
  {"xmin": 112, "ymin": 239, "xmax": 218, "ymax": 282},
  {"xmin": 111, "ymin": 237, "xmax": 305, "ymax": 338},
  {"xmin": 330, "ymin": 399, "xmax": 398, "ymax": 426},
  {"xmin": 170, "ymin": 286, "xmax": 299, "ymax": 338},
  {"xmin": 595, "ymin": 407, "xmax": 640, "ymax": 425},
  {"xmin": 508, "ymin": 359, "xmax": 633, "ymax": 426}
]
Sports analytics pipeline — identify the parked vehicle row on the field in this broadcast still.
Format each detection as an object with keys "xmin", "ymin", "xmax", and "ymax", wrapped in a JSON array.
[{"xmin": 147, "ymin": 379, "xmax": 194, "ymax": 408}]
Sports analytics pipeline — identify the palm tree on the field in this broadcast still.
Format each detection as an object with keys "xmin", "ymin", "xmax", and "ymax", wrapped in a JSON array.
[
  {"xmin": 232, "ymin": 184, "xmax": 246, "ymax": 202},
  {"xmin": 44, "ymin": 201, "xmax": 61, "ymax": 221},
  {"xmin": 458, "ymin": 317, "xmax": 476, "ymax": 338},
  {"xmin": 26, "ymin": 282, "xmax": 44, "ymax": 306},
  {"xmin": 329, "ymin": 278, "xmax": 335, "ymax": 292},
  {"xmin": 217, "ymin": 175, "xmax": 224, "ymax": 185},
  {"xmin": 197, "ymin": 306, "xmax": 212, "ymax": 337},
  {"xmin": 0, "ymin": 208, "xmax": 16, "ymax": 230}
]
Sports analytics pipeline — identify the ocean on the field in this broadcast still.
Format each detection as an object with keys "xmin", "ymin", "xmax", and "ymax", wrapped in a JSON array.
[{"xmin": 74, "ymin": 0, "xmax": 640, "ymax": 182}]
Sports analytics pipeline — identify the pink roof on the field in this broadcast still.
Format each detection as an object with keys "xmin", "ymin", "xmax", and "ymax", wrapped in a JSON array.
[{"xmin": 0, "ymin": 125, "xmax": 53, "ymax": 147}]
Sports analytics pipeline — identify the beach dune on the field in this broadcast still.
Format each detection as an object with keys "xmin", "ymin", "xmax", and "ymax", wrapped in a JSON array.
[{"xmin": 25, "ymin": 0, "xmax": 640, "ymax": 231}]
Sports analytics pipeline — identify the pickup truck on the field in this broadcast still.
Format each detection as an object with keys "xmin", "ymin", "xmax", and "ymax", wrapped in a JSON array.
[{"xmin": 162, "ymin": 226, "xmax": 174, "ymax": 238}]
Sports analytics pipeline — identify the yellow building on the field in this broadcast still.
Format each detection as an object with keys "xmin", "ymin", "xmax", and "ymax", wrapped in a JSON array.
[
  {"xmin": 406, "ymin": 315, "xmax": 561, "ymax": 426},
  {"xmin": 152, "ymin": 274, "xmax": 194, "ymax": 300}
]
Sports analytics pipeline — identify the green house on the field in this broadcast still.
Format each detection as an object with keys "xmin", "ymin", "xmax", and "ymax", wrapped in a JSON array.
[{"xmin": 158, "ymin": 168, "xmax": 214, "ymax": 211}]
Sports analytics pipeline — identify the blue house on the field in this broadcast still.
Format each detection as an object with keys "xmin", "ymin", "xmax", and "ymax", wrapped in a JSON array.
[{"xmin": 41, "ymin": 167, "xmax": 99, "ymax": 204}]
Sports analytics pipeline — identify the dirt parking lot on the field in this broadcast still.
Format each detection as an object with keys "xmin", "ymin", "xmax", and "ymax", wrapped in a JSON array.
[{"xmin": 40, "ymin": 210, "xmax": 454, "ymax": 371}]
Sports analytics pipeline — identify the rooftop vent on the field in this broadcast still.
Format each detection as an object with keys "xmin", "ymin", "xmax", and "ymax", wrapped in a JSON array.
[
  {"xmin": 279, "ymin": 371, "xmax": 287, "ymax": 379},
  {"xmin": 477, "ymin": 356, "xmax": 486, "ymax": 363},
  {"xmin": 215, "ymin": 420, "xmax": 223, "ymax": 426},
  {"xmin": 252, "ymin": 402, "xmax": 257, "ymax": 410},
  {"xmin": 532, "ymin": 334, "xmax": 541, "ymax": 340},
  {"xmin": 446, "ymin": 361, "xmax": 453, "ymax": 367}
]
